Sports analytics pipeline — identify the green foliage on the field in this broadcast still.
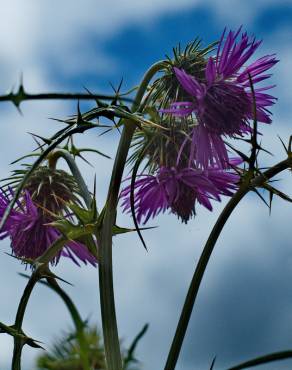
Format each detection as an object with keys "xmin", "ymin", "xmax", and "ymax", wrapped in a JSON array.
[
  {"xmin": 36, "ymin": 326, "xmax": 105, "ymax": 370},
  {"xmin": 36, "ymin": 324, "xmax": 148, "ymax": 370}
]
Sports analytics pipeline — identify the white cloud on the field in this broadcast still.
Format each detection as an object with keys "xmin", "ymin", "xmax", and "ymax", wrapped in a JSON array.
[
  {"xmin": 0, "ymin": 1, "xmax": 291, "ymax": 369},
  {"xmin": 0, "ymin": 0, "xmax": 289, "ymax": 88}
]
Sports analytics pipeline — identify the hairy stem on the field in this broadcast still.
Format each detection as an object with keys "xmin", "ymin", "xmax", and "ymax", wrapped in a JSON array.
[
  {"xmin": 164, "ymin": 158, "xmax": 292, "ymax": 370},
  {"xmin": 98, "ymin": 61, "xmax": 165, "ymax": 370}
]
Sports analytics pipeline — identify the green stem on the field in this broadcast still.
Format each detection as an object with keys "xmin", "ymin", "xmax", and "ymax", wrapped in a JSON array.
[
  {"xmin": 14, "ymin": 274, "xmax": 39, "ymax": 331},
  {"xmin": 1, "ymin": 91, "xmax": 133, "ymax": 106},
  {"xmin": 164, "ymin": 185, "xmax": 249, "ymax": 370},
  {"xmin": 48, "ymin": 149, "xmax": 92, "ymax": 208},
  {"xmin": 12, "ymin": 271, "xmax": 41, "ymax": 370},
  {"xmin": 98, "ymin": 61, "xmax": 165, "ymax": 370},
  {"xmin": 164, "ymin": 158, "xmax": 292, "ymax": 370},
  {"xmin": 227, "ymin": 350, "xmax": 292, "ymax": 369},
  {"xmin": 98, "ymin": 123, "xmax": 135, "ymax": 370},
  {"xmin": 11, "ymin": 343, "xmax": 22, "ymax": 370},
  {"xmin": 131, "ymin": 61, "xmax": 165, "ymax": 112}
]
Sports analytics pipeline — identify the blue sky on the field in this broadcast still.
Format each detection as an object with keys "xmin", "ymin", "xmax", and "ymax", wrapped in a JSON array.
[{"xmin": 0, "ymin": 1, "xmax": 292, "ymax": 369}]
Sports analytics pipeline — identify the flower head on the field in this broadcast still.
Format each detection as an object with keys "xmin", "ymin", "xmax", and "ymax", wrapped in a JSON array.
[
  {"xmin": 148, "ymin": 39, "xmax": 214, "ymax": 108},
  {"xmin": 121, "ymin": 166, "xmax": 239, "ymax": 224},
  {"xmin": 0, "ymin": 188, "xmax": 97, "ymax": 266},
  {"xmin": 24, "ymin": 166, "xmax": 79, "ymax": 213},
  {"xmin": 162, "ymin": 28, "xmax": 278, "ymax": 168}
]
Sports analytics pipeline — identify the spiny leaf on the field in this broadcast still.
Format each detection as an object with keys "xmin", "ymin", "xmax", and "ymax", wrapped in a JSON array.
[
  {"xmin": 10, "ymin": 153, "xmax": 42, "ymax": 165},
  {"xmin": 124, "ymin": 324, "xmax": 149, "ymax": 370},
  {"xmin": 68, "ymin": 201, "xmax": 98, "ymax": 225}
]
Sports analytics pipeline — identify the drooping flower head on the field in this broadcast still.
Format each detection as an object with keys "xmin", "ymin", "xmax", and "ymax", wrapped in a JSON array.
[
  {"xmin": 0, "ymin": 167, "xmax": 97, "ymax": 266},
  {"xmin": 121, "ymin": 165, "xmax": 239, "ymax": 224},
  {"xmin": 24, "ymin": 166, "xmax": 79, "ymax": 213},
  {"xmin": 161, "ymin": 28, "xmax": 278, "ymax": 168}
]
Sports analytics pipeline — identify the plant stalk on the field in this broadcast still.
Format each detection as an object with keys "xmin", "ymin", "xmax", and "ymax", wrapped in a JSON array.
[
  {"xmin": 12, "ymin": 271, "xmax": 41, "ymax": 370},
  {"xmin": 48, "ymin": 149, "xmax": 92, "ymax": 208},
  {"xmin": 98, "ymin": 61, "xmax": 165, "ymax": 370},
  {"xmin": 164, "ymin": 158, "xmax": 292, "ymax": 370}
]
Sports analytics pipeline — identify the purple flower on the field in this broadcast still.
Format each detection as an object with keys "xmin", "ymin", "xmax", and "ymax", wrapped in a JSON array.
[
  {"xmin": 0, "ymin": 189, "xmax": 97, "ymax": 266},
  {"xmin": 163, "ymin": 28, "xmax": 278, "ymax": 168},
  {"xmin": 120, "ymin": 166, "xmax": 239, "ymax": 224}
]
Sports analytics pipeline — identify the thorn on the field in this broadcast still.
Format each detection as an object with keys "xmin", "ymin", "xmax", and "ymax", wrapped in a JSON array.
[
  {"xmin": 28, "ymin": 132, "xmax": 52, "ymax": 145},
  {"xmin": 26, "ymin": 337, "xmax": 45, "ymax": 349},
  {"xmin": 83, "ymin": 86, "xmax": 107, "ymax": 108},
  {"xmin": 278, "ymin": 135, "xmax": 288, "ymax": 154},
  {"xmin": 253, "ymin": 188, "xmax": 270, "ymax": 209},
  {"xmin": 76, "ymin": 101, "xmax": 84, "ymax": 126},
  {"xmin": 93, "ymin": 174, "xmax": 97, "ymax": 201},
  {"xmin": 269, "ymin": 191, "xmax": 273, "ymax": 215},
  {"xmin": 36, "ymin": 182, "xmax": 43, "ymax": 196},
  {"xmin": 78, "ymin": 153, "xmax": 93, "ymax": 167},
  {"xmin": 18, "ymin": 72, "xmax": 24, "ymax": 93},
  {"xmin": 30, "ymin": 134, "xmax": 45, "ymax": 152},
  {"xmin": 48, "ymin": 117, "xmax": 74, "ymax": 126},
  {"xmin": 210, "ymin": 356, "xmax": 216, "ymax": 370},
  {"xmin": 14, "ymin": 104, "xmax": 23, "ymax": 115},
  {"xmin": 44, "ymin": 271, "xmax": 74, "ymax": 286},
  {"xmin": 4, "ymin": 252, "xmax": 34, "ymax": 265}
]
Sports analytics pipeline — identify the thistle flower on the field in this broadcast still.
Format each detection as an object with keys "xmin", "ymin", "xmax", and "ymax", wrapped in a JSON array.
[
  {"xmin": 24, "ymin": 166, "xmax": 79, "ymax": 213},
  {"xmin": 120, "ymin": 165, "xmax": 239, "ymax": 224},
  {"xmin": 0, "ymin": 168, "xmax": 97, "ymax": 266},
  {"xmin": 162, "ymin": 28, "xmax": 278, "ymax": 168},
  {"xmin": 148, "ymin": 39, "xmax": 215, "ymax": 109}
]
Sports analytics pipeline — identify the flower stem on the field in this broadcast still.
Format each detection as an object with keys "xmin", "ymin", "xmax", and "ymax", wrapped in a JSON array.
[
  {"xmin": 19, "ymin": 271, "xmax": 92, "ymax": 370},
  {"xmin": 164, "ymin": 158, "xmax": 292, "ymax": 370},
  {"xmin": 12, "ymin": 270, "xmax": 42, "ymax": 370},
  {"xmin": 48, "ymin": 149, "xmax": 92, "ymax": 208},
  {"xmin": 98, "ymin": 61, "xmax": 165, "ymax": 370},
  {"xmin": 11, "ymin": 232, "xmax": 71, "ymax": 370},
  {"xmin": 164, "ymin": 185, "xmax": 249, "ymax": 370}
]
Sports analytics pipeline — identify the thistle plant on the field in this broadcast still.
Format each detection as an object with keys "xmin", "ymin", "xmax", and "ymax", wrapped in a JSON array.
[{"xmin": 0, "ymin": 27, "xmax": 292, "ymax": 370}]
